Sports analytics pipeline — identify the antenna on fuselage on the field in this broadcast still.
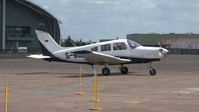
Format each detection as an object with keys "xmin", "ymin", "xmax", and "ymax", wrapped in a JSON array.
[
  {"xmin": 70, "ymin": 41, "xmax": 77, "ymax": 47},
  {"xmin": 89, "ymin": 41, "xmax": 94, "ymax": 44}
]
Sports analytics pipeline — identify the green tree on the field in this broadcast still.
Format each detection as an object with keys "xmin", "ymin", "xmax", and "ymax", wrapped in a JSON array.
[
  {"xmin": 61, "ymin": 36, "xmax": 75, "ymax": 47},
  {"xmin": 60, "ymin": 36, "xmax": 96, "ymax": 47}
]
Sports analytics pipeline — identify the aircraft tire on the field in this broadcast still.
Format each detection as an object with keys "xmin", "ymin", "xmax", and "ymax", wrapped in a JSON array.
[
  {"xmin": 121, "ymin": 66, "xmax": 128, "ymax": 74},
  {"xmin": 102, "ymin": 68, "xmax": 110, "ymax": 76},
  {"xmin": 149, "ymin": 68, "xmax": 156, "ymax": 76}
]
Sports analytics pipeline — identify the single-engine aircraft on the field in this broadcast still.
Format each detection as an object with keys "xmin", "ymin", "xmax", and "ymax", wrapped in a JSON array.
[{"xmin": 28, "ymin": 30, "xmax": 169, "ymax": 76}]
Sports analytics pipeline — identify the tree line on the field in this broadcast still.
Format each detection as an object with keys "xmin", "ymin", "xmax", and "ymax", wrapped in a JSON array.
[{"xmin": 60, "ymin": 36, "xmax": 96, "ymax": 47}]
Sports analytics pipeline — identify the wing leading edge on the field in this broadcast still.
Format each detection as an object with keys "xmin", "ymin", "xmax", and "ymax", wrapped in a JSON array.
[{"xmin": 73, "ymin": 50, "xmax": 131, "ymax": 65}]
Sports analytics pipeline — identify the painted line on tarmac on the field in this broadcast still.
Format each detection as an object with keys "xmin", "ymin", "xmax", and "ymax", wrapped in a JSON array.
[
  {"xmin": 164, "ymin": 88, "xmax": 199, "ymax": 94},
  {"xmin": 0, "ymin": 67, "xmax": 95, "ymax": 93},
  {"xmin": 8, "ymin": 76, "xmax": 95, "ymax": 93}
]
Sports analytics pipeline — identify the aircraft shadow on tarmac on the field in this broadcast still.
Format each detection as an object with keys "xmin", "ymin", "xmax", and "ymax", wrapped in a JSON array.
[
  {"xmin": 56, "ymin": 72, "xmax": 148, "ymax": 78},
  {"xmin": 14, "ymin": 72, "xmax": 148, "ymax": 77},
  {"xmin": 16, "ymin": 72, "xmax": 57, "ymax": 75}
]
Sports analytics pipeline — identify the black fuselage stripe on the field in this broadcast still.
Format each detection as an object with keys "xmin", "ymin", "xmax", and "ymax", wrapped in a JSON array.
[{"xmin": 39, "ymin": 42, "xmax": 160, "ymax": 64}]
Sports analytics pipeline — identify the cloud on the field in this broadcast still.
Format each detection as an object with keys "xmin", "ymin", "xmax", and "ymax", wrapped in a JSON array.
[
  {"xmin": 88, "ymin": 0, "xmax": 116, "ymax": 5},
  {"xmin": 32, "ymin": 0, "xmax": 199, "ymax": 41},
  {"xmin": 141, "ymin": 0, "xmax": 157, "ymax": 9},
  {"xmin": 112, "ymin": 0, "xmax": 157, "ymax": 13},
  {"xmin": 42, "ymin": 5, "xmax": 49, "ymax": 9},
  {"xmin": 181, "ymin": 13, "xmax": 199, "ymax": 22},
  {"xmin": 93, "ymin": 0, "xmax": 107, "ymax": 4},
  {"xmin": 58, "ymin": 0, "xmax": 68, "ymax": 5}
]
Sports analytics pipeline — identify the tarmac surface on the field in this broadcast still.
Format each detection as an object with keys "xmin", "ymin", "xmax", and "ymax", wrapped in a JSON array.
[{"xmin": 0, "ymin": 55, "xmax": 199, "ymax": 112}]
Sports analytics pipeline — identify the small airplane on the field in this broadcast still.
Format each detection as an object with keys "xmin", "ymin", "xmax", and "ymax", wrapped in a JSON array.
[{"xmin": 28, "ymin": 30, "xmax": 169, "ymax": 76}]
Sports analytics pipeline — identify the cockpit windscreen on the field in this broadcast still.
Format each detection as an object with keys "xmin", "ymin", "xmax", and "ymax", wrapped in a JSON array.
[{"xmin": 127, "ymin": 40, "xmax": 141, "ymax": 49}]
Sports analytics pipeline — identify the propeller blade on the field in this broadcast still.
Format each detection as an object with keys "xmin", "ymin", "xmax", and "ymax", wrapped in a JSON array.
[
  {"xmin": 158, "ymin": 42, "xmax": 169, "ymax": 61},
  {"xmin": 164, "ymin": 54, "xmax": 168, "ymax": 61},
  {"xmin": 158, "ymin": 42, "xmax": 162, "ymax": 48}
]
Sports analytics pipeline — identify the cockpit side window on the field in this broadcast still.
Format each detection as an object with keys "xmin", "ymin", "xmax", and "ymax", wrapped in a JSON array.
[
  {"xmin": 113, "ymin": 42, "xmax": 127, "ymax": 50},
  {"xmin": 91, "ymin": 46, "xmax": 98, "ymax": 51},
  {"xmin": 127, "ymin": 40, "xmax": 141, "ymax": 49},
  {"xmin": 101, "ymin": 44, "xmax": 111, "ymax": 51}
]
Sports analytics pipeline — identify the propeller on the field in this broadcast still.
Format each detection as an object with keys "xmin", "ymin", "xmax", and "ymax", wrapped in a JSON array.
[{"xmin": 158, "ymin": 42, "xmax": 168, "ymax": 61}]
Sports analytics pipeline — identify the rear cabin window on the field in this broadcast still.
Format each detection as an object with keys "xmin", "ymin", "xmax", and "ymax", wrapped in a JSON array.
[
  {"xmin": 113, "ymin": 42, "xmax": 127, "ymax": 50},
  {"xmin": 101, "ymin": 44, "xmax": 111, "ymax": 51},
  {"xmin": 91, "ymin": 46, "xmax": 98, "ymax": 51}
]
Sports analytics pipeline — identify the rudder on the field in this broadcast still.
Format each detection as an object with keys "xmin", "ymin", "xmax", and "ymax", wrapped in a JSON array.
[{"xmin": 35, "ymin": 30, "xmax": 62, "ymax": 55}]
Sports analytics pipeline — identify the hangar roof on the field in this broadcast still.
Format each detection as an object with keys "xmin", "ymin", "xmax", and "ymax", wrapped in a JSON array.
[{"xmin": 15, "ymin": 0, "xmax": 62, "ymax": 23}]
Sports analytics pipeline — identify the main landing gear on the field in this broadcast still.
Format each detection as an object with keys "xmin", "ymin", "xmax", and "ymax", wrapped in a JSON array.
[
  {"xmin": 100, "ymin": 63, "xmax": 156, "ymax": 76},
  {"xmin": 101, "ymin": 65, "xmax": 129, "ymax": 76},
  {"xmin": 149, "ymin": 63, "xmax": 156, "ymax": 76},
  {"xmin": 102, "ymin": 67, "xmax": 110, "ymax": 76},
  {"xmin": 120, "ymin": 65, "xmax": 128, "ymax": 74}
]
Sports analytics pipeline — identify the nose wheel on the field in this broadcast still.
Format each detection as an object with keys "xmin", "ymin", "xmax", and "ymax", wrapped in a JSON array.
[
  {"xmin": 149, "ymin": 67, "xmax": 156, "ymax": 76},
  {"xmin": 149, "ymin": 63, "xmax": 156, "ymax": 76},
  {"xmin": 120, "ymin": 66, "xmax": 128, "ymax": 74},
  {"xmin": 102, "ymin": 67, "xmax": 110, "ymax": 76}
]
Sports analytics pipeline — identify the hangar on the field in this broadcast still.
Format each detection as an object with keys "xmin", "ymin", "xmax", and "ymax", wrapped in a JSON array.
[
  {"xmin": 0, "ymin": 0, "xmax": 61, "ymax": 53},
  {"xmin": 127, "ymin": 33, "xmax": 199, "ymax": 54}
]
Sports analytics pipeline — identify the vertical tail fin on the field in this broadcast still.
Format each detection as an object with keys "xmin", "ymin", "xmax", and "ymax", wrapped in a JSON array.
[{"xmin": 35, "ymin": 30, "xmax": 62, "ymax": 56}]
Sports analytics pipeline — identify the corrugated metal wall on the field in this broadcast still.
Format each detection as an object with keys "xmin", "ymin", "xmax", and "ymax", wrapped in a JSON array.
[
  {"xmin": 127, "ymin": 33, "xmax": 199, "ymax": 54},
  {"xmin": 0, "ymin": 0, "xmax": 2, "ymax": 50},
  {"xmin": 160, "ymin": 38, "xmax": 199, "ymax": 49},
  {"xmin": 160, "ymin": 38, "xmax": 199, "ymax": 54}
]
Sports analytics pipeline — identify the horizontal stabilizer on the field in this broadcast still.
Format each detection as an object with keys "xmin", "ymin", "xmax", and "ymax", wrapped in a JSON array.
[{"xmin": 27, "ymin": 54, "xmax": 51, "ymax": 59}]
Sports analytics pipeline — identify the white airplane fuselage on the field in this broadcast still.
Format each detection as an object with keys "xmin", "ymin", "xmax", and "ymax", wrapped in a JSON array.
[
  {"xmin": 45, "ymin": 39, "xmax": 168, "ymax": 64},
  {"xmin": 29, "ymin": 30, "xmax": 169, "ymax": 76}
]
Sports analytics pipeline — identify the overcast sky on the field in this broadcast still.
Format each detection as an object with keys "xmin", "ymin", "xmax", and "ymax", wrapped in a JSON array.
[{"xmin": 32, "ymin": 0, "xmax": 199, "ymax": 41}]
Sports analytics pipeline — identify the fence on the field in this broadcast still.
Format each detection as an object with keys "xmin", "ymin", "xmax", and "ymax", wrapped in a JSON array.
[{"xmin": 0, "ymin": 67, "xmax": 102, "ymax": 111}]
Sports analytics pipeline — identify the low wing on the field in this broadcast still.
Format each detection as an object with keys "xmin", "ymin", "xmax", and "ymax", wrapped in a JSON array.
[
  {"xmin": 27, "ymin": 54, "xmax": 51, "ymax": 59},
  {"xmin": 73, "ymin": 50, "xmax": 131, "ymax": 64}
]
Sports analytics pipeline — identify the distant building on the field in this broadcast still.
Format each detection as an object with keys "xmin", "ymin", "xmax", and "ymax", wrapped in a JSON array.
[
  {"xmin": 127, "ymin": 33, "xmax": 199, "ymax": 54},
  {"xmin": 0, "ymin": 0, "xmax": 61, "ymax": 53}
]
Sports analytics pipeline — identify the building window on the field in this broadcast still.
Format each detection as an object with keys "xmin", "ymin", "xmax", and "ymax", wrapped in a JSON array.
[
  {"xmin": 91, "ymin": 46, "xmax": 98, "ymax": 51},
  {"xmin": 113, "ymin": 42, "xmax": 127, "ymax": 50},
  {"xmin": 101, "ymin": 44, "xmax": 111, "ymax": 51},
  {"xmin": 6, "ymin": 26, "xmax": 31, "ymax": 38}
]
